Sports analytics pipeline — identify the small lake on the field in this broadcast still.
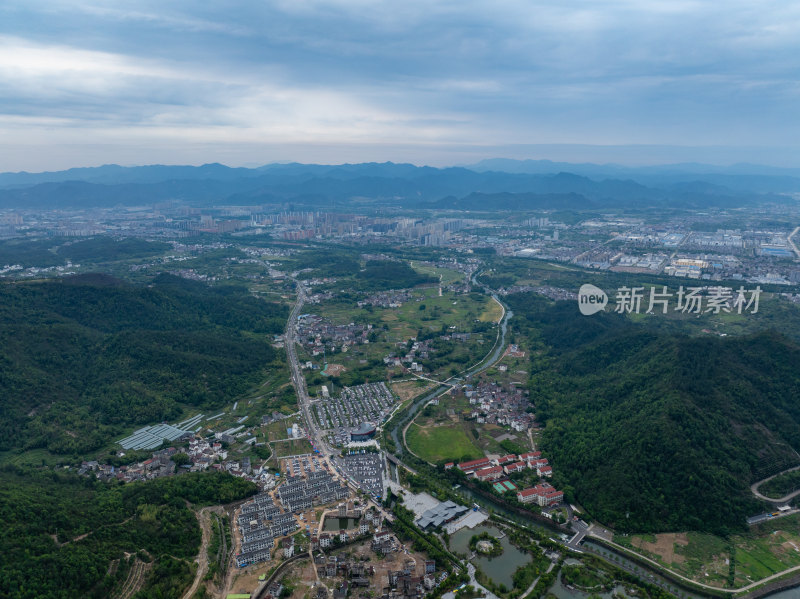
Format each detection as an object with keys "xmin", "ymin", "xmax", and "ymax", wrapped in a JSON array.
[
  {"xmin": 449, "ymin": 524, "xmax": 531, "ymax": 588},
  {"xmin": 322, "ymin": 517, "xmax": 359, "ymax": 531}
]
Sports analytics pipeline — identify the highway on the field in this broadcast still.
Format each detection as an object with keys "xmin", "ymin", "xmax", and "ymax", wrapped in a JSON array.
[
  {"xmin": 283, "ymin": 275, "xmax": 392, "ymax": 518},
  {"xmin": 284, "ymin": 274, "xmax": 334, "ymax": 461},
  {"xmin": 281, "ymin": 273, "xmax": 720, "ymax": 599}
]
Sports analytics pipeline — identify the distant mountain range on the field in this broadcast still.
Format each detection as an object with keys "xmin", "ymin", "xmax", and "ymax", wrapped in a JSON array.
[{"xmin": 0, "ymin": 160, "xmax": 797, "ymax": 210}]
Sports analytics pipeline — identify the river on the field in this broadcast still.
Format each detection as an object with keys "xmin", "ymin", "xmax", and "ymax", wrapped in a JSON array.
[
  {"xmin": 384, "ymin": 287, "xmax": 708, "ymax": 598},
  {"xmin": 388, "ymin": 292, "xmax": 512, "ymax": 456}
]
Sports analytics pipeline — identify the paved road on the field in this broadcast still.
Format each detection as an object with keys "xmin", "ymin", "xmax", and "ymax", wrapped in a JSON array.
[
  {"xmin": 566, "ymin": 520, "xmax": 590, "ymax": 551},
  {"xmin": 788, "ymin": 226, "xmax": 800, "ymax": 259},
  {"xmin": 751, "ymin": 464, "xmax": 800, "ymax": 503},
  {"xmin": 520, "ymin": 561, "xmax": 555, "ymax": 599},
  {"xmin": 440, "ymin": 563, "xmax": 500, "ymax": 599},
  {"xmin": 586, "ymin": 532, "xmax": 800, "ymax": 595},
  {"xmin": 283, "ymin": 275, "xmax": 394, "ymax": 518}
]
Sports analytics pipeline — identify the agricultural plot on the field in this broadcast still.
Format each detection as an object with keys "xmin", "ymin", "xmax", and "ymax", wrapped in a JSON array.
[
  {"xmin": 300, "ymin": 287, "xmax": 497, "ymax": 389},
  {"xmin": 617, "ymin": 515, "xmax": 800, "ymax": 589}
]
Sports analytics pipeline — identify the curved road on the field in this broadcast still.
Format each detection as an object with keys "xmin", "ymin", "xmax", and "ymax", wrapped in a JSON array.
[
  {"xmin": 751, "ymin": 465, "xmax": 800, "ymax": 503},
  {"xmin": 389, "ymin": 289, "xmax": 512, "ymax": 460}
]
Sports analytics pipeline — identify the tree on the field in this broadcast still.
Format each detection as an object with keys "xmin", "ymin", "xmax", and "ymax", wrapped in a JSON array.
[{"xmin": 172, "ymin": 453, "xmax": 191, "ymax": 467}]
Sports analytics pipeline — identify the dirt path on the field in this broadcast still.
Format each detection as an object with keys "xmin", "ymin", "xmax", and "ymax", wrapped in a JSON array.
[
  {"xmin": 116, "ymin": 557, "xmax": 152, "ymax": 599},
  {"xmin": 220, "ymin": 504, "xmax": 243, "ymax": 599},
  {"xmin": 181, "ymin": 507, "xmax": 218, "ymax": 599}
]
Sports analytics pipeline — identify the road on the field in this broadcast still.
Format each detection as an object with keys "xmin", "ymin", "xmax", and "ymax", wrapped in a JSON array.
[
  {"xmin": 751, "ymin": 464, "xmax": 800, "ymax": 503},
  {"xmin": 284, "ymin": 275, "xmax": 335, "ymax": 462},
  {"xmin": 587, "ymin": 532, "xmax": 800, "ymax": 595},
  {"xmin": 283, "ymin": 275, "xmax": 394, "ymax": 518},
  {"xmin": 566, "ymin": 520, "xmax": 590, "ymax": 551},
  {"xmin": 520, "ymin": 561, "xmax": 555, "ymax": 599},
  {"xmin": 181, "ymin": 507, "xmax": 217, "ymax": 599},
  {"xmin": 788, "ymin": 226, "xmax": 800, "ymax": 259}
]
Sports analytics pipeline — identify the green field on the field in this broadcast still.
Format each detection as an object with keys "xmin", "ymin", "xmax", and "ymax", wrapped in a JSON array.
[
  {"xmin": 272, "ymin": 438, "xmax": 314, "ymax": 459},
  {"xmin": 411, "ymin": 264, "xmax": 464, "ymax": 286},
  {"xmin": 405, "ymin": 421, "xmax": 482, "ymax": 464},
  {"xmin": 616, "ymin": 514, "xmax": 800, "ymax": 588},
  {"xmin": 479, "ymin": 296, "xmax": 504, "ymax": 323}
]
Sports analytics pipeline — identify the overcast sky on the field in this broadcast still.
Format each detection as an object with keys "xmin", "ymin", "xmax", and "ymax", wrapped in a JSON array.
[{"xmin": 2, "ymin": 0, "xmax": 800, "ymax": 171}]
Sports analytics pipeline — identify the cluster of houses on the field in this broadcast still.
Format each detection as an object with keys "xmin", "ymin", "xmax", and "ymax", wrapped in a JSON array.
[
  {"xmin": 237, "ymin": 492, "xmax": 389, "ymax": 569},
  {"xmin": 460, "ymin": 381, "xmax": 536, "ymax": 432},
  {"xmin": 187, "ymin": 437, "xmax": 276, "ymax": 487},
  {"xmin": 78, "ymin": 446, "xmax": 180, "ymax": 482},
  {"xmin": 277, "ymin": 470, "xmax": 351, "ymax": 512},
  {"xmin": 448, "ymin": 451, "xmax": 552, "ymax": 480},
  {"xmin": 383, "ymin": 338, "xmax": 435, "ymax": 372},
  {"xmin": 358, "ymin": 290, "xmax": 411, "ymax": 308},
  {"xmin": 316, "ymin": 555, "xmax": 374, "ymax": 584},
  {"xmin": 312, "ymin": 507, "xmax": 383, "ymax": 551},
  {"xmin": 317, "ymin": 549, "xmax": 443, "ymax": 599},
  {"xmin": 80, "ymin": 432, "xmax": 278, "ymax": 488},
  {"xmin": 498, "ymin": 285, "xmax": 577, "ymax": 301},
  {"xmin": 385, "ymin": 559, "xmax": 444, "ymax": 599},
  {"xmin": 296, "ymin": 313, "xmax": 373, "ymax": 356},
  {"xmin": 445, "ymin": 451, "xmax": 562, "ymax": 506},
  {"xmin": 315, "ymin": 552, "xmax": 444, "ymax": 599},
  {"xmin": 236, "ymin": 492, "xmax": 299, "ymax": 567}
]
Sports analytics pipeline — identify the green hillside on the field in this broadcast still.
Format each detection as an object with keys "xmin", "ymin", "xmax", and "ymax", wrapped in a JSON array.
[
  {"xmin": 0, "ymin": 274, "xmax": 288, "ymax": 456},
  {"xmin": 508, "ymin": 293, "xmax": 800, "ymax": 534},
  {"xmin": 0, "ymin": 467, "xmax": 255, "ymax": 599}
]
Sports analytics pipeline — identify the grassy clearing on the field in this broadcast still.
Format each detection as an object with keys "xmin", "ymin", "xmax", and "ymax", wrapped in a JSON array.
[
  {"xmin": 478, "ymin": 296, "xmax": 504, "ymax": 323},
  {"xmin": 390, "ymin": 379, "xmax": 436, "ymax": 402},
  {"xmin": 405, "ymin": 422, "xmax": 482, "ymax": 464},
  {"xmin": 272, "ymin": 438, "xmax": 314, "ymax": 458},
  {"xmin": 1, "ymin": 448, "xmax": 63, "ymax": 467},
  {"xmin": 410, "ymin": 264, "xmax": 464, "ymax": 286}
]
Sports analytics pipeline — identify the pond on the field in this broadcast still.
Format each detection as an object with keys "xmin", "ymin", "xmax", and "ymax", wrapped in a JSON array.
[
  {"xmin": 322, "ymin": 517, "xmax": 359, "ymax": 531},
  {"xmin": 448, "ymin": 524, "xmax": 531, "ymax": 588}
]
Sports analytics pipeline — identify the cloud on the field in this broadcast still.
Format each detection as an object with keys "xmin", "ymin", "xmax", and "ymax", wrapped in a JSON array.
[{"xmin": 0, "ymin": 1, "xmax": 799, "ymax": 170}]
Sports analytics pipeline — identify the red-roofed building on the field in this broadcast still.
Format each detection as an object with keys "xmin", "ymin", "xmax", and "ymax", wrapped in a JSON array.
[
  {"xmin": 504, "ymin": 461, "xmax": 527, "ymax": 475},
  {"xmin": 543, "ymin": 490, "xmax": 563, "ymax": 505},
  {"xmin": 517, "ymin": 487, "xmax": 541, "ymax": 504},
  {"xmin": 444, "ymin": 462, "xmax": 454, "ymax": 470},
  {"xmin": 518, "ymin": 451, "xmax": 541, "ymax": 462},
  {"xmin": 517, "ymin": 483, "xmax": 562, "ymax": 506},
  {"xmin": 537, "ymin": 465, "xmax": 553, "ymax": 477},
  {"xmin": 496, "ymin": 454, "xmax": 518, "ymax": 466},
  {"xmin": 457, "ymin": 457, "xmax": 491, "ymax": 474},
  {"xmin": 474, "ymin": 466, "xmax": 504, "ymax": 482}
]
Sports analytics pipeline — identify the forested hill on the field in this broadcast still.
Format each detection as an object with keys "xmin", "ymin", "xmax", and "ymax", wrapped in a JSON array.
[
  {"xmin": 0, "ymin": 274, "xmax": 288, "ymax": 455},
  {"xmin": 507, "ymin": 293, "xmax": 800, "ymax": 534},
  {"xmin": 0, "ymin": 467, "xmax": 256, "ymax": 599}
]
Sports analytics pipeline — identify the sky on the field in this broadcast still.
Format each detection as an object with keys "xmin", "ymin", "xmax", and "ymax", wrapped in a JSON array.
[{"xmin": 1, "ymin": 1, "xmax": 800, "ymax": 171}]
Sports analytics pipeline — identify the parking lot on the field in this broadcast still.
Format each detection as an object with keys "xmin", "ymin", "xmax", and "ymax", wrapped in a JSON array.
[
  {"xmin": 281, "ymin": 454, "xmax": 327, "ymax": 478},
  {"xmin": 312, "ymin": 382, "xmax": 396, "ymax": 445},
  {"xmin": 338, "ymin": 451, "xmax": 385, "ymax": 498}
]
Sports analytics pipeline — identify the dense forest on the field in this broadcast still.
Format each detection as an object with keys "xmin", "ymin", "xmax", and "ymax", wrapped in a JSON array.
[
  {"xmin": 0, "ymin": 467, "xmax": 256, "ymax": 599},
  {"xmin": 0, "ymin": 237, "xmax": 171, "ymax": 268},
  {"xmin": 0, "ymin": 274, "xmax": 288, "ymax": 455},
  {"xmin": 354, "ymin": 260, "xmax": 437, "ymax": 291},
  {"xmin": 506, "ymin": 293, "xmax": 800, "ymax": 534}
]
